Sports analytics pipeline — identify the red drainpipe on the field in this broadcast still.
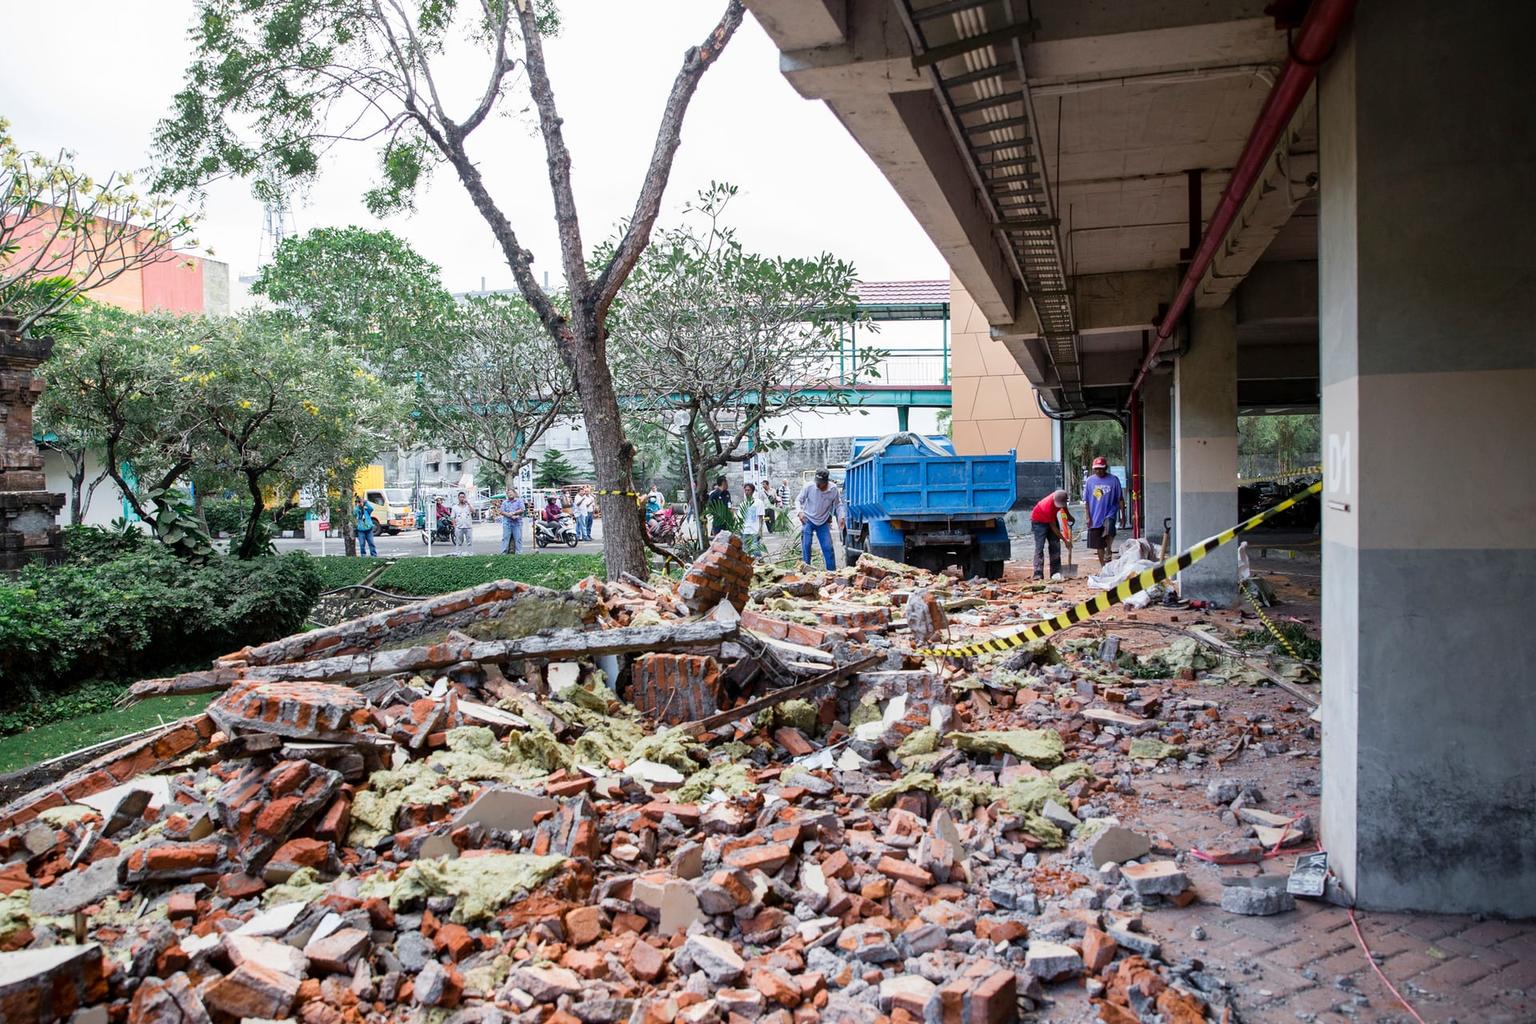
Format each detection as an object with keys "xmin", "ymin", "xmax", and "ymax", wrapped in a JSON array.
[
  {"xmin": 1127, "ymin": 0, "xmax": 1356, "ymax": 401},
  {"xmin": 1128, "ymin": 390, "xmax": 1143, "ymax": 538}
]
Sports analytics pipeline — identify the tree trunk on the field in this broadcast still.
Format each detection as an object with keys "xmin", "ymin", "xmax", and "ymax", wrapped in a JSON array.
[
  {"xmin": 237, "ymin": 471, "xmax": 267, "ymax": 560},
  {"xmin": 340, "ymin": 481, "xmax": 357, "ymax": 556},
  {"xmin": 569, "ymin": 318, "xmax": 647, "ymax": 579},
  {"xmin": 64, "ymin": 451, "xmax": 86, "ymax": 526}
]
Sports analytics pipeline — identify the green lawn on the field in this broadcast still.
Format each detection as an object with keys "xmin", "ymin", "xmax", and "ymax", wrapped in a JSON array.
[
  {"xmin": 0, "ymin": 693, "xmax": 214, "ymax": 775},
  {"xmin": 371, "ymin": 552, "xmax": 604, "ymax": 595}
]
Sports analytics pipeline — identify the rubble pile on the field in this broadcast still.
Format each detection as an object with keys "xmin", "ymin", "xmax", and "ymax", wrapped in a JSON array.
[{"xmin": 0, "ymin": 536, "xmax": 1324, "ymax": 1023}]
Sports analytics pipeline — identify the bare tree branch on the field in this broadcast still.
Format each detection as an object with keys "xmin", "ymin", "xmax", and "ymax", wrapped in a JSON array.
[{"xmin": 592, "ymin": 0, "xmax": 745, "ymax": 319}]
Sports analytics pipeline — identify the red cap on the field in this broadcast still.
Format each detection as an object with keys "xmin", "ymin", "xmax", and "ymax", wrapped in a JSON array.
[{"xmin": 1092, "ymin": 457, "xmax": 1108, "ymax": 469}]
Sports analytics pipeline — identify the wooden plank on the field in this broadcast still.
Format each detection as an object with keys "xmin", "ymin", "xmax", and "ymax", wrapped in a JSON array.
[
  {"xmin": 121, "ymin": 621, "xmax": 738, "ymax": 704},
  {"xmin": 683, "ymin": 655, "xmax": 882, "ymax": 733}
]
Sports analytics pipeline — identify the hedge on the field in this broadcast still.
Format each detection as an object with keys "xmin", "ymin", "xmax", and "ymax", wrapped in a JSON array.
[
  {"xmin": 307, "ymin": 556, "xmax": 380, "ymax": 592},
  {"xmin": 0, "ymin": 531, "xmax": 322, "ymax": 701},
  {"xmin": 371, "ymin": 553, "xmax": 604, "ymax": 595}
]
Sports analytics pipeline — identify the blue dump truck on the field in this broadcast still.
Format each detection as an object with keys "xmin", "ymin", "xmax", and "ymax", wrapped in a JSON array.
[{"xmin": 842, "ymin": 433, "xmax": 1021, "ymax": 579}]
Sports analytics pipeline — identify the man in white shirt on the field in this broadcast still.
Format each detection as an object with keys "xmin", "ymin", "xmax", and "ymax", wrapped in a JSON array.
[
  {"xmin": 451, "ymin": 491, "xmax": 476, "ymax": 555},
  {"xmin": 795, "ymin": 469, "xmax": 845, "ymax": 569},
  {"xmin": 739, "ymin": 482, "xmax": 767, "ymax": 556},
  {"xmin": 573, "ymin": 486, "xmax": 595, "ymax": 541}
]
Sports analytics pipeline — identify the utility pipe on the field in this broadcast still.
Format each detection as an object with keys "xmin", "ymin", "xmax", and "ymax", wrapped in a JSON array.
[
  {"xmin": 1128, "ymin": 389, "xmax": 1143, "ymax": 539},
  {"xmin": 1127, "ymin": 0, "xmax": 1355, "ymax": 402}
]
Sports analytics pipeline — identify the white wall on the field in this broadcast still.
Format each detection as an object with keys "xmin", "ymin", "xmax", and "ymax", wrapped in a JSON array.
[{"xmin": 43, "ymin": 449, "xmax": 131, "ymax": 527}]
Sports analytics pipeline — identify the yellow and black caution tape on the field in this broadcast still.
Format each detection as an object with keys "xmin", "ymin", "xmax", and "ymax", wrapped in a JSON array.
[
  {"xmin": 914, "ymin": 481, "xmax": 1323, "ymax": 658},
  {"xmin": 1240, "ymin": 579, "xmax": 1317, "ymax": 675},
  {"xmin": 594, "ymin": 488, "xmax": 647, "ymax": 504},
  {"xmin": 1238, "ymin": 464, "xmax": 1322, "ymax": 484}
]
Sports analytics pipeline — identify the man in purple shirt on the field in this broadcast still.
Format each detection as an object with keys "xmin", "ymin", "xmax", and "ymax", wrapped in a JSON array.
[{"xmin": 1083, "ymin": 457, "xmax": 1123, "ymax": 566}]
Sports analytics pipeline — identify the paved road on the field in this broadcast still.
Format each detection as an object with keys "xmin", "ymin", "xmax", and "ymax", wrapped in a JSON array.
[{"xmin": 268, "ymin": 520, "xmax": 605, "ymax": 558}]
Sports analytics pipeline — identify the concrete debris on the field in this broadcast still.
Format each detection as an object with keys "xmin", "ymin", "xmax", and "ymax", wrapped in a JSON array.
[
  {"xmin": 0, "ymin": 541, "xmax": 1335, "ymax": 1023},
  {"xmin": 1221, "ymin": 875, "xmax": 1297, "ymax": 916}
]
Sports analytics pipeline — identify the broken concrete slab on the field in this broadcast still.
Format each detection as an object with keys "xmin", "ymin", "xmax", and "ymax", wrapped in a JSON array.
[
  {"xmin": 29, "ymin": 855, "xmax": 122, "ymax": 916},
  {"xmin": 1221, "ymin": 876, "xmax": 1297, "ymax": 916},
  {"xmin": 1083, "ymin": 826, "xmax": 1152, "ymax": 868},
  {"xmin": 1121, "ymin": 860, "xmax": 1190, "ymax": 898},
  {"xmin": 0, "ymin": 944, "xmax": 106, "ymax": 1024}
]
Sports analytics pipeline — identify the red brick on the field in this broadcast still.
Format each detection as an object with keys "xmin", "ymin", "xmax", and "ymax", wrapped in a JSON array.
[
  {"xmin": 144, "ymin": 843, "xmax": 221, "ymax": 872},
  {"xmin": 564, "ymin": 906, "xmax": 603, "ymax": 947},
  {"xmin": 724, "ymin": 843, "xmax": 793, "ymax": 875},
  {"xmin": 876, "ymin": 856, "xmax": 934, "ymax": 888},
  {"xmin": 1083, "ymin": 926, "xmax": 1117, "ymax": 971},
  {"xmin": 435, "ymin": 923, "xmax": 477, "ymax": 962}
]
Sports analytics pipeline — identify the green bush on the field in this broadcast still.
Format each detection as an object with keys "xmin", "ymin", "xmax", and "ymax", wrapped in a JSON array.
[
  {"xmin": 61, "ymin": 523, "xmax": 147, "ymax": 564},
  {"xmin": 373, "ymin": 553, "xmax": 604, "ymax": 595},
  {"xmin": 203, "ymin": 498, "xmax": 249, "ymax": 536},
  {"xmin": 0, "ymin": 544, "xmax": 322, "ymax": 702}
]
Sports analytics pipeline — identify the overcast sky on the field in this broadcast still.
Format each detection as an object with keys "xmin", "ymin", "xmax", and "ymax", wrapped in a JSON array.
[{"xmin": 1, "ymin": 1, "xmax": 948, "ymax": 306}]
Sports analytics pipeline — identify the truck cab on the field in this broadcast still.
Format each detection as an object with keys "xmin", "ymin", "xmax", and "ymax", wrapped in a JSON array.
[{"xmin": 362, "ymin": 487, "xmax": 415, "ymax": 535}]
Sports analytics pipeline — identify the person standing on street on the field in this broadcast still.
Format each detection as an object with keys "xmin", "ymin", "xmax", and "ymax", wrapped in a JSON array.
[
  {"xmin": 705, "ymin": 475, "xmax": 732, "ymax": 538},
  {"xmin": 451, "ymin": 490, "xmax": 475, "ymax": 556},
  {"xmin": 1030, "ymin": 489, "xmax": 1073, "ymax": 580},
  {"xmin": 499, "ymin": 488, "xmax": 526, "ymax": 554},
  {"xmin": 1082, "ymin": 456, "xmax": 1123, "ymax": 566},
  {"xmin": 796, "ymin": 469, "xmax": 844, "ymax": 569},
  {"xmin": 573, "ymin": 486, "xmax": 595, "ymax": 541},
  {"xmin": 353, "ymin": 495, "xmax": 378, "ymax": 557},
  {"xmin": 739, "ymin": 482, "xmax": 767, "ymax": 556}
]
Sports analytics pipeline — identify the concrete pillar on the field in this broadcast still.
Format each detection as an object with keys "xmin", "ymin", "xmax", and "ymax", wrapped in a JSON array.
[
  {"xmin": 1140, "ymin": 374, "xmax": 1173, "ymax": 551},
  {"xmin": 1318, "ymin": 4, "xmax": 1536, "ymax": 915},
  {"xmin": 1172, "ymin": 303, "xmax": 1238, "ymax": 604}
]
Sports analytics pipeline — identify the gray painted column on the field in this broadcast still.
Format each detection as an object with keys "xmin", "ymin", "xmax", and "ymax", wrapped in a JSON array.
[
  {"xmin": 1319, "ymin": 5, "xmax": 1536, "ymax": 915},
  {"xmin": 1141, "ymin": 374, "xmax": 1173, "ymax": 552},
  {"xmin": 1173, "ymin": 303, "xmax": 1238, "ymax": 604}
]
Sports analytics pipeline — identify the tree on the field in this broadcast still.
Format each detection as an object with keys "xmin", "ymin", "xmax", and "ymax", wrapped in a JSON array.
[
  {"xmin": 37, "ymin": 304, "xmax": 218, "ymax": 556},
  {"xmin": 181, "ymin": 313, "xmax": 403, "ymax": 558},
  {"xmin": 1238, "ymin": 413, "xmax": 1319, "ymax": 478},
  {"xmin": 41, "ymin": 305, "xmax": 405, "ymax": 558},
  {"xmin": 250, "ymin": 226, "xmax": 453, "ymax": 551},
  {"xmin": 251, "ymin": 226, "xmax": 455, "ymax": 377},
  {"xmin": 534, "ymin": 448, "xmax": 579, "ymax": 488},
  {"xmin": 609, "ymin": 184, "xmax": 875, "ymax": 523},
  {"xmin": 415, "ymin": 293, "xmax": 574, "ymax": 496},
  {"xmin": 1, "ymin": 119, "xmax": 195, "ymax": 336},
  {"xmin": 155, "ymin": 0, "xmax": 746, "ymax": 579},
  {"xmin": 1063, "ymin": 418, "xmax": 1124, "ymax": 489}
]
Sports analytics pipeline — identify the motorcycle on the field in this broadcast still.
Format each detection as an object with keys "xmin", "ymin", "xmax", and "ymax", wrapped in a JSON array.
[
  {"xmin": 418, "ymin": 507, "xmax": 455, "ymax": 545},
  {"xmin": 534, "ymin": 513, "xmax": 579, "ymax": 548},
  {"xmin": 646, "ymin": 507, "xmax": 679, "ymax": 545}
]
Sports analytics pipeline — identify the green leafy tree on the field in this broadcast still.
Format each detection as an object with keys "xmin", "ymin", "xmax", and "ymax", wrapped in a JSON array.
[
  {"xmin": 38, "ymin": 305, "xmax": 215, "ymax": 554},
  {"xmin": 1, "ymin": 119, "xmax": 196, "ymax": 336},
  {"xmin": 609, "ymin": 184, "xmax": 876, "ymax": 524},
  {"xmin": 251, "ymin": 226, "xmax": 454, "ymax": 376},
  {"xmin": 154, "ymin": 0, "xmax": 746, "ymax": 580},
  {"xmin": 1239, "ymin": 414, "xmax": 1319, "ymax": 478},
  {"xmin": 1063, "ymin": 418, "xmax": 1124, "ymax": 489},
  {"xmin": 534, "ymin": 448, "xmax": 579, "ymax": 488},
  {"xmin": 250, "ymin": 226, "xmax": 447, "ymax": 550},
  {"xmin": 415, "ymin": 294, "xmax": 574, "ymax": 495},
  {"xmin": 179, "ymin": 313, "xmax": 404, "ymax": 558}
]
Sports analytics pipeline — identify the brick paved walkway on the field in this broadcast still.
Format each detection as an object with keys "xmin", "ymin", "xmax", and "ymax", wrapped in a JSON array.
[{"xmin": 1019, "ymin": 564, "xmax": 1534, "ymax": 1024}]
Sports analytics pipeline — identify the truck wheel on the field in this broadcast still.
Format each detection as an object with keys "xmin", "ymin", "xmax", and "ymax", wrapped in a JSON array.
[{"xmin": 983, "ymin": 559, "xmax": 1005, "ymax": 580}]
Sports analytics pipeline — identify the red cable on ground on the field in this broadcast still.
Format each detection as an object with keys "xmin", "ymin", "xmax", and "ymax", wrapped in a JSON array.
[
  {"xmin": 1346, "ymin": 907, "xmax": 1430, "ymax": 1024},
  {"xmin": 1190, "ymin": 823, "xmax": 1431, "ymax": 1023}
]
